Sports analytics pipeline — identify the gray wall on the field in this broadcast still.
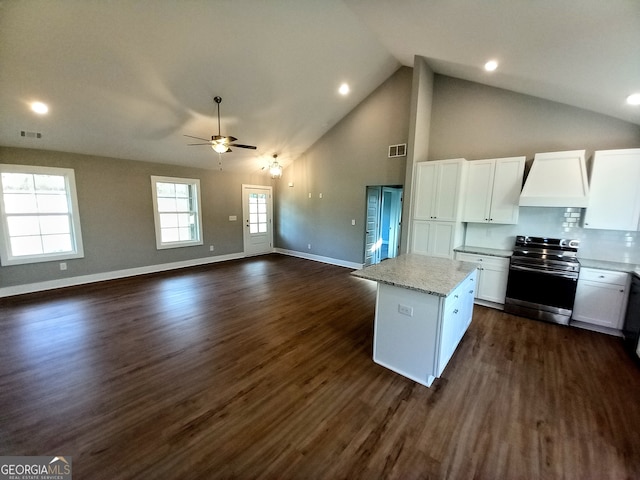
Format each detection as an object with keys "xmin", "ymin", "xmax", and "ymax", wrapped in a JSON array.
[
  {"xmin": 429, "ymin": 75, "xmax": 640, "ymax": 161},
  {"xmin": 276, "ymin": 71, "xmax": 640, "ymax": 266},
  {"xmin": 4, "ymin": 71, "xmax": 640, "ymax": 289},
  {"xmin": 401, "ymin": 56, "xmax": 434, "ymax": 253},
  {"xmin": 275, "ymin": 67, "xmax": 413, "ymax": 264},
  {"xmin": 0, "ymin": 147, "xmax": 271, "ymax": 288}
]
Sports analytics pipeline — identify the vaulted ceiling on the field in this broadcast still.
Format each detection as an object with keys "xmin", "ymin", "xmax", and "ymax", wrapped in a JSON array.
[{"xmin": 1, "ymin": 1, "xmax": 638, "ymax": 173}]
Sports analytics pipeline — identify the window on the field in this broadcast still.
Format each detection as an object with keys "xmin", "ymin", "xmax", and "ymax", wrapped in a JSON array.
[
  {"xmin": 0, "ymin": 164, "xmax": 84, "ymax": 266},
  {"xmin": 151, "ymin": 176, "xmax": 203, "ymax": 249}
]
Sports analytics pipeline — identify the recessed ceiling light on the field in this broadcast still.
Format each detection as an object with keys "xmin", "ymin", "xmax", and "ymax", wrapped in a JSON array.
[
  {"xmin": 31, "ymin": 101, "xmax": 49, "ymax": 114},
  {"xmin": 627, "ymin": 93, "xmax": 640, "ymax": 106},
  {"xmin": 484, "ymin": 60, "xmax": 498, "ymax": 72},
  {"xmin": 338, "ymin": 83, "xmax": 350, "ymax": 95}
]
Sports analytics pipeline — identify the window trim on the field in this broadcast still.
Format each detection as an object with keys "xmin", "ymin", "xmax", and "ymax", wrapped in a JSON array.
[
  {"xmin": 150, "ymin": 175, "xmax": 203, "ymax": 250},
  {"xmin": 0, "ymin": 164, "xmax": 85, "ymax": 266}
]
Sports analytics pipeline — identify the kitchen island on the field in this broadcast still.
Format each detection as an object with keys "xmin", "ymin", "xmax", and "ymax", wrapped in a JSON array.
[{"xmin": 352, "ymin": 254, "xmax": 477, "ymax": 387}]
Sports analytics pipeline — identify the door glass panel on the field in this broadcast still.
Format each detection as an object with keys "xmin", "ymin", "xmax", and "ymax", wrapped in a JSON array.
[{"xmin": 248, "ymin": 193, "xmax": 268, "ymax": 235}]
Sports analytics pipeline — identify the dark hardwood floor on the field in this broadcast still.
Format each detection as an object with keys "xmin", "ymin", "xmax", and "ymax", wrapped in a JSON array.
[{"xmin": 1, "ymin": 254, "xmax": 639, "ymax": 479}]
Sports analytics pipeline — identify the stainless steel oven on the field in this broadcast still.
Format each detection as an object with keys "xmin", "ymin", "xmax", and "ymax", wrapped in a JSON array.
[{"xmin": 504, "ymin": 236, "xmax": 580, "ymax": 325}]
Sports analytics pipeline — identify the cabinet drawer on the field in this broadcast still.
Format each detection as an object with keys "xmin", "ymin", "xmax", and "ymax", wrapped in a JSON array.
[
  {"xmin": 579, "ymin": 268, "xmax": 628, "ymax": 286},
  {"xmin": 456, "ymin": 252, "xmax": 509, "ymax": 270},
  {"xmin": 444, "ymin": 272, "xmax": 475, "ymax": 313}
]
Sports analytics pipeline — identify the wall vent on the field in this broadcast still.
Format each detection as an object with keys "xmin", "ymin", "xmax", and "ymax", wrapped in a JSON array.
[
  {"xmin": 388, "ymin": 143, "xmax": 406, "ymax": 158},
  {"xmin": 20, "ymin": 130, "xmax": 42, "ymax": 139}
]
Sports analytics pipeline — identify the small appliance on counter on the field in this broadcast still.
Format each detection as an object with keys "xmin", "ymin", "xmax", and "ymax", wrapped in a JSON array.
[{"xmin": 504, "ymin": 235, "xmax": 580, "ymax": 325}]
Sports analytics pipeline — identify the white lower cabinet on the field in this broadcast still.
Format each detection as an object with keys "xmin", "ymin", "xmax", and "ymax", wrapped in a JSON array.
[
  {"xmin": 455, "ymin": 252, "xmax": 509, "ymax": 306},
  {"xmin": 411, "ymin": 220, "xmax": 460, "ymax": 258},
  {"xmin": 572, "ymin": 268, "xmax": 629, "ymax": 330},
  {"xmin": 438, "ymin": 272, "xmax": 476, "ymax": 375},
  {"xmin": 373, "ymin": 270, "xmax": 476, "ymax": 387}
]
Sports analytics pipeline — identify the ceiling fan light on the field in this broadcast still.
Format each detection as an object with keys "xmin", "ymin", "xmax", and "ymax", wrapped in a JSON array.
[{"xmin": 212, "ymin": 143, "xmax": 228, "ymax": 154}]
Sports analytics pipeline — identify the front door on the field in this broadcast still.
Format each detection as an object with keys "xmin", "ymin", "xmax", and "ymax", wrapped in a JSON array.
[{"xmin": 242, "ymin": 184, "xmax": 273, "ymax": 256}]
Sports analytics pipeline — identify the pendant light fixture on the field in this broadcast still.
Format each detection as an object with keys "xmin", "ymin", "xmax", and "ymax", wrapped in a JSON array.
[{"xmin": 269, "ymin": 154, "xmax": 282, "ymax": 179}]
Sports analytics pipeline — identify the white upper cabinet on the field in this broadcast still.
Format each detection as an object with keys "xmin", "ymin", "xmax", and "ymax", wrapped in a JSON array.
[
  {"xmin": 583, "ymin": 148, "xmax": 640, "ymax": 231},
  {"xmin": 414, "ymin": 159, "xmax": 466, "ymax": 222},
  {"xmin": 462, "ymin": 156, "xmax": 525, "ymax": 224}
]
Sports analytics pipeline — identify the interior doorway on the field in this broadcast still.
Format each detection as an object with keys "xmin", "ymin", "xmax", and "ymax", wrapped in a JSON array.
[{"xmin": 364, "ymin": 186, "xmax": 403, "ymax": 266}]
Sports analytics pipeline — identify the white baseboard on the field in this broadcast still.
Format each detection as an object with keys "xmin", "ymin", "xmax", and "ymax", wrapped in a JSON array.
[
  {"xmin": 274, "ymin": 248, "xmax": 364, "ymax": 270},
  {"xmin": 0, "ymin": 252, "xmax": 245, "ymax": 298}
]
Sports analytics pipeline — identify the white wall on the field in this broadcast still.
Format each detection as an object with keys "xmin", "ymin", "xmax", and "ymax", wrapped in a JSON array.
[{"xmin": 465, "ymin": 208, "xmax": 640, "ymax": 264}]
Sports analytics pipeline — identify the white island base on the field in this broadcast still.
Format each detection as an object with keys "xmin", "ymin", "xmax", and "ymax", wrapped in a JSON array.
[
  {"xmin": 373, "ymin": 273, "xmax": 476, "ymax": 387},
  {"xmin": 353, "ymin": 254, "xmax": 477, "ymax": 388}
]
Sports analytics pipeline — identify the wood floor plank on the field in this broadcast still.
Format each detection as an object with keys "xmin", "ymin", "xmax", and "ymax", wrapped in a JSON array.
[{"xmin": 1, "ymin": 254, "xmax": 639, "ymax": 479}]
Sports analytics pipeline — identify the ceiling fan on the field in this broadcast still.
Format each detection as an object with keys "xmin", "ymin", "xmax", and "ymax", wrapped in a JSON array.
[{"xmin": 185, "ymin": 96, "xmax": 257, "ymax": 153}]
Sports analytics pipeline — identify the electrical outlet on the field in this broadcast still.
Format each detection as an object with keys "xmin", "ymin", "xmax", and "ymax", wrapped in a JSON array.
[
  {"xmin": 351, "ymin": 219, "xmax": 356, "ymax": 226},
  {"xmin": 398, "ymin": 304, "xmax": 413, "ymax": 316},
  {"xmin": 209, "ymin": 245, "xmax": 214, "ymax": 252},
  {"xmin": 59, "ymin": 262, "xmax": 67, "ymax": 271},
  {"xmin": 307, "ymin": 244, "xmax": 311, "ymax": 250}
]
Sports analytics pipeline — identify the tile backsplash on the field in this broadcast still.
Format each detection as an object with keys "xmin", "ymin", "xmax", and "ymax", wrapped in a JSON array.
[{"xmin": 464, "ymin": 207, "xmax": 640, "ymax": 264}]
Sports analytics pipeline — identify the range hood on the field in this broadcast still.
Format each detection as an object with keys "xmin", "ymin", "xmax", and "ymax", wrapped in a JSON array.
[{"xmin": 519, "ymin": 150, "xmax": 589, "ymax": 207}]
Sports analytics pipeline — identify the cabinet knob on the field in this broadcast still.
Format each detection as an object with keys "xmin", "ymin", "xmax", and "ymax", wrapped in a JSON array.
[
  {"xmin": 469, "ymin": 290, "xmax": 474, "ymax": 294},
  {"xmin": 599, "ymin": 275, "xmax": 605, "ymax": 278},
  {"xmin": 453, "ymin": 309, "xmax": 459, "ymax": 314},
  {"xmin": 454, "ymin": 294, "xmax": 459, "ymax": 298}
]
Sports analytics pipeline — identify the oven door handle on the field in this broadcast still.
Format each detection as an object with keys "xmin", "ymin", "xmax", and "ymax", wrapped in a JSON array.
[{"xmin": 510, "ymin": 264, "xmax": 578, "ymax": 279}]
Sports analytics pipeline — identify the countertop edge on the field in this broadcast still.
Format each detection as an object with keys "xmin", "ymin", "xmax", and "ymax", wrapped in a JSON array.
[
  {"xmin": 351, "ymin": 255, "xmax": 478, "ymax": 297},
  {"xmin": 454, "ymin": 246, "xmax": 513, "ymax": 258}
]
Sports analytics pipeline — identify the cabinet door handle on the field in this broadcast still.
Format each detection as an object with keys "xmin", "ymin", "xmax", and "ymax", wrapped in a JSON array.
[
  {"xmin": 453, "ymin": 309, "xmax": 459, "ymax": 314},
  {"xmin": 469, "ymin": 290, "xmax": 474, "ymax": 294},
  {"xmin": 454, "ymin": 294, "xmax": 459, "ymax": 298}
]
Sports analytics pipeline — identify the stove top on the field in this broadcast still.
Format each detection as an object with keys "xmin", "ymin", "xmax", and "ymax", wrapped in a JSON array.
[
  {"xmin": 511, "ymin": 235, "xmax": 580, "ymax": 272},
  {"xmin": 513, "ymin": 235, "xmax": 579, "ymax": 257}
]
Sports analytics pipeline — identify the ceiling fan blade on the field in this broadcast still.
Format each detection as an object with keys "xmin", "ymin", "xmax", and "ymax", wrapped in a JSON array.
[
  {"xmin": 184, "ymin": 134, "xmax": 211, "ymax": 142},
  {"xmin": 187, "ymin": 143, "xmax": 213, "ymax": 146},
  {"xmin": 230, "ymin": 144, "xmax": 257, "ymax": 150}
]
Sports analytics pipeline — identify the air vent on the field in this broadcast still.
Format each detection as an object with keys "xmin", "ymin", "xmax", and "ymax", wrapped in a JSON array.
[
  {"xmin": 20, "ymin": 130, "xmax": 42, "ymax": 139},
  {"xmin": 388, "ymin": 143, "xmax": 406, "ymax": 158}
]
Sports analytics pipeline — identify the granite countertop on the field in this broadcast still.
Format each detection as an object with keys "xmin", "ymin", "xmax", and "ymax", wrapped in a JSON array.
[
  {"xmin": 453, "ymin": 245, "xmax": 513, "ymax": 258},
  {"xmin": 578, "ymin": 258, "xmax": 640, "ymax": 278},
  {"xmin": 351, "ymin": 254, "xmax": 477, "ymax": 297}
]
